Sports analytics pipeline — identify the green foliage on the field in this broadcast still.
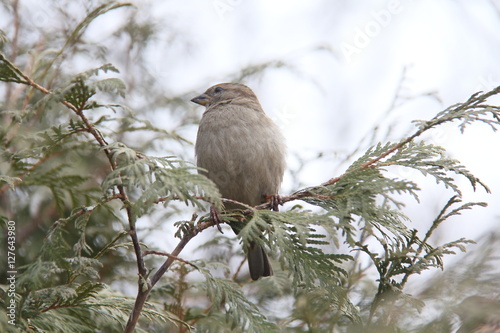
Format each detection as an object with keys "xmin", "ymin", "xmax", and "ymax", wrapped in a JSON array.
[
  {"xmin": 1, "ymin": 2, "xmax": 500, "ymax": 333},
  {"xmin": 102, "ymin": 142, "xmax": 221, "ymax": 216},
  {"xmin": 200, "ymin": 266, "xmax": 280, "ymax": 332}
]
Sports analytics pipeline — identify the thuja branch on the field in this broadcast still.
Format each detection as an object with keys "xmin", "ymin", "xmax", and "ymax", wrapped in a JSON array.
[
  {"xmin": 143, "ymin": 250, "xmax": 198, "ymax": 268},
  {"xmin": 125, "ymin": 215, "xmax": 201, "ymax": 332},
  {"xmin": 126, "ymin": 85, "xmax": 500, "ymax": 331},
  {"xmin": 0, "ymin": 53, "xmax": 149, "ymax": 332},
  {"xmin": 254, "ymin": 86, "xmax": 500, "ymax": 210}
]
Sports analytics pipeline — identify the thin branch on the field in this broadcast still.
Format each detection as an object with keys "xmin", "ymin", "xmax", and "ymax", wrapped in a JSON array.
[
  {"xmin": 150, "ymin": 224, "xmax": 200, "ymax": 286},
  {"xmin": 124, "ymin": 224, "xmax": 198, "ymax": 333},
  {"xmin": 232, "ymin": 257, "xmax": 246, "ymax": 280},
  {"xmin": 0, "ymin": 53, "xmax": 150, "ymax": 333},
  {"xmin": 143, "ymin": 250, "xmax": 198, "ymax": 268}
]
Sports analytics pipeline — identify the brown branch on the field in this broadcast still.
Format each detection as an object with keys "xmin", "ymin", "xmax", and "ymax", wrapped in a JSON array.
[
  {"xmin": 1, "ymin": 55, "xmax": 149, "ymax": 333},
  {"xmin": 232, "ymin": 257, "xmax": 246, "ymax": 280},
  {"xmin": 13, "ymin": 59, "xmax": 141, "ymax": 233},
  {"xmin": 154, "ymin": 194, "xmax": 206, "ymax": 204},
  {"xmin": 125, "ymin": 211, "xmax": 229, "ymax": 332},
  {"xmin": 125, "ymin": 223, "xmax": 198, "ymax": 332},
  {"xmin": 40, "ymin": 298, "xmax": 66, "ymax": 313},
  {"xmin": 10, "ymin": 64, "xmax": 116, "ymax": 169},
  {"xmin": 221, "ymin": 198, "xmax": 254, "ymax": 210},
  {"xmin": 143, "ymin": 250, "xmax": 198, "ymax": 268}
]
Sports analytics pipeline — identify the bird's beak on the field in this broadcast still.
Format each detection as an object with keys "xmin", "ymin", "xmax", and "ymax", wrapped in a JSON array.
[{"xmin": 191, "ymin": 93, "xmax": 211, "ymax": 106}]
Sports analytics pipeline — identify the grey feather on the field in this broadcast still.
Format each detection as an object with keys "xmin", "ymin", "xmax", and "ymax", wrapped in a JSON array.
[{"xmin": 193, "ymin": 82, "xmax": 286, "ymax": 280}]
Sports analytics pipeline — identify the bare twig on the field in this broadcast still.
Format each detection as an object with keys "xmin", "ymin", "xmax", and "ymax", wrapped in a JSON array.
[
  {"xmin": 232, "ymin": 257, "xmax": 247, "ymax": 280},
  {"xmin": 143, "ymin": 250, "xmax": 198, "ymax": 268},
  {"xmin": 125, "ymin": 224, "xmax": 198, "ymax": 332}
]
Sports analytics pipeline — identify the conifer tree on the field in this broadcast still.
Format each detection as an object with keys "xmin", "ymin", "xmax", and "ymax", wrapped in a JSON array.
[{"xmin": 1, "ymin": 2, "xmax": 500, "ymax": 332}]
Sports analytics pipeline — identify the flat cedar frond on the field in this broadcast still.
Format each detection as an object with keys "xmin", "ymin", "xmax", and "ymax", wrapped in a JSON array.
[
  {"xmin": 76, "ymin": 63, "xmax": 121, "ymax": 80},
  {"xmin": 243, "ymin": 210, "xmax": 353, "ymax": 289},
  {"xmin": 102, "ymin": 142, "xmax": 221, "ymax": 214},
  {"xmin": 364, "ymin": 208, "xmax": 413, "ymax": 242},
  {"xmin": 293, "ymin": 287, "xmax": 362, "ymax": 326},
  {"xmin": 22, "ymin": 288, "xmax": 178, "ymax": 333},
  {"xmin": 198, "ymin": 267, "xmax": 280, "ymax": 333},
  {"xmin": 413, "ymin": 86, "xmax": 500, "ymax": 133},
  {"xmin": 345, "ymin": 142, "xmax": 396, "ymax": 173},
  {"xmin": 0, "ymin": 175, "xmax": 22, "ymax": 190},
  {"xmin": 385, "ymin": 141, "xmax": 489, "ymax": 193},
  {"xmin": 0, "ymin": 52, "xmax": 28, "ymax": 83},
  {"xmin": 63, "ymin": 78, "xmax": 96, "ymax": 110}
]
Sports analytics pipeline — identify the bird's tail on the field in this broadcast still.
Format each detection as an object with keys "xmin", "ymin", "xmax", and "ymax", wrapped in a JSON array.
[{"xmin": 247, "ymin": 242, "xmax": 273, "ymax": 280}]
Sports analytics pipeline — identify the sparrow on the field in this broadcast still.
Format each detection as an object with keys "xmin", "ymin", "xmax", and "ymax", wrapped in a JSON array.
[{"xmin": 191, "ymin": 82, "xmax": 286, "ymax": 280}]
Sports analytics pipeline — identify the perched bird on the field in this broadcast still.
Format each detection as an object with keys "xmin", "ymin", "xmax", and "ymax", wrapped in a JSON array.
[
  {"xmin": 191, "ymin": 82, "xmax": 286, "ymax": 280},
  {"xmin": 456, "ymin": 296, "xmax": 500, "ymax": 333}
]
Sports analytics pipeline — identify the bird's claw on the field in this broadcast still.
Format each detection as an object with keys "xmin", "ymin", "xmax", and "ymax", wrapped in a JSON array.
[
  {"xmin": 210, "ymin": 205, "xmax": 224, "ymax": 234},
  {"xmin": 266, "ymin": 194, "xmax": 283, "ymax": 211}
]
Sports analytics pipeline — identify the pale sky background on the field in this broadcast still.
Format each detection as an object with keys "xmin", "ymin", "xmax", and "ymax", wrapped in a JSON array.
[{"xmin": 3, "ymin": 0, "xmax": 500, "ymax": 295}]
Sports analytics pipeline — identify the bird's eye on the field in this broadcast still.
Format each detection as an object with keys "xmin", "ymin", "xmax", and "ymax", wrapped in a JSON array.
[{"xmin": 214, "ymin": 87, "xmax": 224, "ymax": 94}]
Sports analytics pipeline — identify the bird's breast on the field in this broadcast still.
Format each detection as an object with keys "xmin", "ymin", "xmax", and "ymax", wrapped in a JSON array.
[{"xmin": 195, "ymin": 108, "xmax": 286, "ymax": 206}]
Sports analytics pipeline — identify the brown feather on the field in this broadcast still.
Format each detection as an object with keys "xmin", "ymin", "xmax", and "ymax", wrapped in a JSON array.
[{"xmin": 193, "ymin": 83, "xmax": 286, "ymax": 280}]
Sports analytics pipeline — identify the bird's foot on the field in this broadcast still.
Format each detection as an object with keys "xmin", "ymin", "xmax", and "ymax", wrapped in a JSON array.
[
  {"xmin": 266, "ymin": 194, "xmax": 283, "ymax": 212},
  {"xmin": 210, "ymin": 205, "xmax": 224, "ymax": 234}
]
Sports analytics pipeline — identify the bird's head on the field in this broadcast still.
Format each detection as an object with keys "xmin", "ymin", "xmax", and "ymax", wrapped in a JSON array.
[{"xmin": 191, "ymin": 83, "xmax": 260, "ymax": 109}]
